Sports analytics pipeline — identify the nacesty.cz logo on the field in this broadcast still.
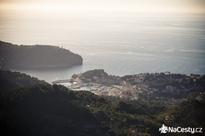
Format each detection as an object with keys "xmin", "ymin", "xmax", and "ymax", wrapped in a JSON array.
[{"xmin": 159, "ymin": 124, "xmax": 203, "ymax": 134}]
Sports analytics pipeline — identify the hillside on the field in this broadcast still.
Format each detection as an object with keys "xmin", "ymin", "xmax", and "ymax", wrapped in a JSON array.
[
  {"xmin": 0, "ymin": 41, "xmax": 83, "ymax": 69},
  {"xmin": 0, "ymin": 70, "xmax": 108, "ymax": 136},
  {"xmin": 0, "ymin": 70, "xmax": 204, "ymax": 136}
]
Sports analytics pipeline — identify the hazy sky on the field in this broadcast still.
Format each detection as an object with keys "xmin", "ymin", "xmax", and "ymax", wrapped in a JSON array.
[{"xmin": 0, "ymin": 0, "xmax": 205, "ymax": 13}]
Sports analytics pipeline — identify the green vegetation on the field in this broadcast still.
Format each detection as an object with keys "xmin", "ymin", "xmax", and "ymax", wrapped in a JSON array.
[{"xmin": 0, "ymin": 70, "xmax": 204, "ymax": 136}]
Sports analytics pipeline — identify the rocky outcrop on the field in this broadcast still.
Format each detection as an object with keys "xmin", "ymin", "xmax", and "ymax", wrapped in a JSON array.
[
  {"xmin": 71, "ymin": 69, "xmax": 122, "ymax": 85},
  {"xmin": 0, "ymin": 41, "xmax": 83, "ymax": 69}
]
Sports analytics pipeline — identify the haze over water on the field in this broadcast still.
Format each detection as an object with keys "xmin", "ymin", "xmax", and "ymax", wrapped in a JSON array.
[{"xmin": 0, "ymin": 1, "xmax": 205, "ymax": 82}]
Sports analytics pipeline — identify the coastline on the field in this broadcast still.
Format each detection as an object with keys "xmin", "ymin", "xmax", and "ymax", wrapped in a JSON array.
[{"xmin": 53, "ymin": 69, "xmax": 205, "ymax": 102}]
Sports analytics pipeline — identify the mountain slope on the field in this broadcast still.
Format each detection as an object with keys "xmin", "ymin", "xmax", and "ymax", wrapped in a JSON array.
[
  {"xmin": 0, "ymin": 70, "xmax": 108, "ymax": 136},
  {"xmin": 0, "ymin": 70, "xmax": 204, "ymax": 136}
]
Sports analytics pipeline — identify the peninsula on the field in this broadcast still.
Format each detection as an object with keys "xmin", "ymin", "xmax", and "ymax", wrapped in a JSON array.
[{"xmin": 0, "ymin": 41, "xmax": 83, "ymax": 70}]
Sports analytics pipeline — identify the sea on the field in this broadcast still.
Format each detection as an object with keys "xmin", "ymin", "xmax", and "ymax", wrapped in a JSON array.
[{"xmin": 0, "ymin": 11, "xmax": 205, "ymax": 82}]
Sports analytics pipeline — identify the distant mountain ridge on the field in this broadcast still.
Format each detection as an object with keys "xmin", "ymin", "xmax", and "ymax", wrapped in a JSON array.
[{"xmin": 0, "ymin": 41, "xmax": 83, "ymax": 69}]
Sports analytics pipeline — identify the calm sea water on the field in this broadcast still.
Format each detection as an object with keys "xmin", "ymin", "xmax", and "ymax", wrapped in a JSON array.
[{"xmin": 0, "ymin": 12, "xmax": 205, "ymax": 82}]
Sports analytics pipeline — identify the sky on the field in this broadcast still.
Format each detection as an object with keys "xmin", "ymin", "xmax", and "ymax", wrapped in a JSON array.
[{"xmin": 0, "ymin": 0, "xmax": 205, "ymax": 14}]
